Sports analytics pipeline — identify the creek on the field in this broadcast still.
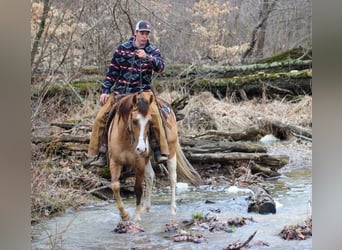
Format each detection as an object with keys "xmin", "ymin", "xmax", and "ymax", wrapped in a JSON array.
[{"xmin": 32, "ymin": 164, "xmax": 311, "ymax": 250}]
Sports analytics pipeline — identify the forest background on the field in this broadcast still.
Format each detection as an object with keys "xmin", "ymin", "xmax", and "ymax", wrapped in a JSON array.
[{"xmin": 31, "ymin": 0, "xmax": 312, "ymax": 87}]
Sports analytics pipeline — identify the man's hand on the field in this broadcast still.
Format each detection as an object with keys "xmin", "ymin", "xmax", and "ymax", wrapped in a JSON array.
[
  {"xmin": 100, "ymin": 93, "xmax": 110, "ymax": 106},
  {"xmin": 136, "ymin": 49, "xmax": 147, "ymax": 60}
]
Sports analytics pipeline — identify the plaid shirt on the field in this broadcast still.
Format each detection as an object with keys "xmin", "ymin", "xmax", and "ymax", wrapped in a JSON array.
[{"xmin": 101, "ymin": 36, "xmax": 165, "ymax": 95}]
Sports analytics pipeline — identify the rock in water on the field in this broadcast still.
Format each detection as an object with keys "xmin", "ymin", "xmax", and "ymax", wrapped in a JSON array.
[{"xmin": 113, "ymin": 221, "xmax": 144, "ymax": 233}]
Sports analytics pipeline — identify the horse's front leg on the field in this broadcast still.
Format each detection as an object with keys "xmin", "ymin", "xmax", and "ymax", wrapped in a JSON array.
[
  {"xmin": 168, "ymin": 156, "xmax": 177, "ymax": 215},
  {"xmin": 143, "ymin": 160, "xmax": 155, "ymax": 213},
  {"xmin": 110, "ymin": 162, "xmax": 130, "ymax": 221},
  {"xmin": 134, "ymin": 163, "xmax": 145, "ymax": 221}
]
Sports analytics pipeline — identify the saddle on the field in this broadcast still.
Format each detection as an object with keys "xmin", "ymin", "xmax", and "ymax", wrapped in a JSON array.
[{"xmin": 105, "ymin": 94, "xmax": 172, "ymax": 132}]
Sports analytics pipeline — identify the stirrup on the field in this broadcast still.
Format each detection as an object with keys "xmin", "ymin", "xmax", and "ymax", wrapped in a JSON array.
[
  {"xmin": 82, "ymin": 155, "xmax": 98, "ymax": 168},
  {"xmin": 90, "ymin": 154, "xmax": 108, "ymax": 167},
  {"xmin": 154, "ymin": 149, "xmax": 168, "ymax": 164}
]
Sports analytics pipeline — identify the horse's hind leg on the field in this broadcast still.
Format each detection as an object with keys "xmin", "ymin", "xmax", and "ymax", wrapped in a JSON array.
[
  {"xmin": 110, "ymin": 163, "xmax": 130, "ymax": 221},
  {"xmin": 168, "ymin": 156, "xmax": 177, "ymax": 215},
  {"xmin": 143, "ymin": 160, "xmax": 155, "ymax": 213}
]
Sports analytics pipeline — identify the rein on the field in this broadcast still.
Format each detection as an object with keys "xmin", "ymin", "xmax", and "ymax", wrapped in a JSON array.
[
  {"xmin": 151, "ymin": 87, "xmax": 169, "ymax": 141},
  {"xmin": 126, "ymin": 92, "xmax": 145, "ymax": 146},
  {"xmin": 125, "ymin": 51, "xmax": 144, "ymax": 94},
  {"xmin": 125, "ymin": 51, "xmax": 135, "ymax": 94},
  {"xmin": 127, "ymin": 109, "xmax": 135, "ymax": 145}
]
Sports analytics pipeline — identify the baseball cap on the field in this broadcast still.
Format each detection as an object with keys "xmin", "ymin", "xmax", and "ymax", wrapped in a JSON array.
[{"xmin": 135, "ymin": 20, "xmax": 152, "ymax": 32}]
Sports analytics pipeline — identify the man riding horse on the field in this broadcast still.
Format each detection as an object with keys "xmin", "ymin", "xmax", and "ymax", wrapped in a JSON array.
[{"xmin": 83, "ymin": 20, "xmax": 168, "ymax": 168}]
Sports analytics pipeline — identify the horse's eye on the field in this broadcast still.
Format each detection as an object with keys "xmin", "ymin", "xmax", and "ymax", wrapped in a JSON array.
[{"xmin": 132, "ymin": 119, "xmax": 138, "ymax": 126}]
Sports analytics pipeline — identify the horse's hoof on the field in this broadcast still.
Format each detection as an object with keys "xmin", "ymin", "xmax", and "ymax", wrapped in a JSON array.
[
  {"xmin": 142, "ymin": 207, "xmax": 150, "ymax": 213},
  {"xmin": 122, "ymin": 213, "xmax": 130, "ymax": 221}
]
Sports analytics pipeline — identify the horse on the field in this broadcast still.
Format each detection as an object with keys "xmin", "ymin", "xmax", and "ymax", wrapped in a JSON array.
[{"xmin": 107, "ymin": 90, "xmax": 202, "ymax": 221}]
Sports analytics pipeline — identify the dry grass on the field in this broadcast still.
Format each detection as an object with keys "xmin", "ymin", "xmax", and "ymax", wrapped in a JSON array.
[
  {"xmin": 31, "ymin": 146, "xmax": 104, "ymax": 222},
  {"xmin": 174, "ymin": 92, "xmax": 312, "ymax": 135}
]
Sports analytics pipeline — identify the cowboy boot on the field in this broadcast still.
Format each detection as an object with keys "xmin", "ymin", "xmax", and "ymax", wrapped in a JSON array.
[
  {"xmin": 90, "ymin": 119, "xmax": 110, "ymax": 168},
  {"xmin": 154, "ymin": 148, "xmax": 168, "ymax": 164},
  {"xmin": 90, "ymin": 143, "xmax": 108, "ymax": 167},
  {"xmin": 150, "ymin": 127, "xmax": 168, "ymax": 164},
  {"xmin": 82, "ymin": 155, "xmax": 98, "ymax": 168},
  {"xmin": 90, "ymin": 154, "xmax": 107, "ymax": 167}
]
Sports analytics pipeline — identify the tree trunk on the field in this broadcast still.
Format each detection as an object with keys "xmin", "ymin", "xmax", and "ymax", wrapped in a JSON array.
[
  {"xmin": 159, "ymin": 59, "xmax": 312, "ymax": 79},
  {"xmin": 255, "ymin": 0, "xmax": 270, "ymax": 58},
  {"xmin": 241, "ymin": 0, "xmax": 278, "ymax": 62},
  {"xmin": 188, "ymin": 152, "xmax": 288, "ymax": 168},
  {"xmin": 31, "ymin": 135, "xmax": 90, "ymax": 144},
  {"xmin": 184, "ymin": 126, "xmax": 263, "ymax": 141},
  {"xmin": 258, "ymin": 119, "xmax": 312, "ymax": 140},
  {"xmin": 31, "ymin": 0, "xmax": 50, "ymax": 78},
  {"xmin": 180, "ymin": 139, "xmax": 267, "ymax": 153}
]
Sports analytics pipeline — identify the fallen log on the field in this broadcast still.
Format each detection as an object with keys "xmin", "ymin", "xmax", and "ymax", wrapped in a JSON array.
[
  {"xmin": 188, "ymin": 152, "xmax": 289, "ymax": 168},
  {"xmin": 180, "ymin": 139, "xmax": 267, "ymax": 153},
  {"xmin": 184, "ymin": 125, "xmax": 264, "ymax": 142},
  {"xmin": 50, "ymin": 122, "xmax": 79, "ymax": 130},
  {"xmin": 55, "ymin": 143, "xmax": 88, "ymax": 152},
  {"xmin": 249, "ymin": 162, "xmax": 281, "ymax": 177},
  {"xmin": 258, "ymin": 119, "xmax": 312, "ymax": 140},
  {"xmin": 193, "ymin": 69, "xmax": 311, "ymax": 88},
  {"xmin": 157, "ymin": 69, "xmax": 312, "ymax": 99},
  {"xmin": 189, "ymin": 152, "xmax": 267, "ymax": 163},
  {"xmin": 31, "ymin": 135, "xmax": 90, "ymax": 144},
  {"xmin": 50, "ymin": 122, "xmax": 92, "ymax": 132},
  {"xmin": 186, "ymin": 119, "xmax": 312, "ymax": 143},
  {"xmin": 160, "ymin": 60, "xmax": 312, "ymax": 79},
  {"xmin": 247, "ymin": 185, "xmax": 276, "ymax": 214},
  {"xmin": 258, "ymin": 155, "xmax": 289, "ymax": 169}
]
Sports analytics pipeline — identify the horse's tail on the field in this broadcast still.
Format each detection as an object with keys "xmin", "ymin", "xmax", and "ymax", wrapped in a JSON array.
[{"xmin": 176, "ymin": 140, "xmax": 202, "ymax": 186}]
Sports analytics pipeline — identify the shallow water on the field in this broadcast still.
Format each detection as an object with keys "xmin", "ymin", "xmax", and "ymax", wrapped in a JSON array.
[{"xmin": 32, "ymin": 166, "xmax": 312, "ymax": 250}]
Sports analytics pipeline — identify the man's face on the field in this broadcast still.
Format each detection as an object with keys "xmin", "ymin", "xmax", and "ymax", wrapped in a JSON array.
[{"xmin": 135, "ymin": 31, "xmax": 150, "ymax": 48}]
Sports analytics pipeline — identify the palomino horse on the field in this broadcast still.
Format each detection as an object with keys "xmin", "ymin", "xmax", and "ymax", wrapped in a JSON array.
[{"xmin": 107, "ymin": 90, "xmax": 201, "ymax": 221}]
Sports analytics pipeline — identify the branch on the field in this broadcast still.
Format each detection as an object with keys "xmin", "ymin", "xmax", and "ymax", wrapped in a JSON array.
[
  {"xmin": 240, "ymin": 230, "xmax": 257, "ymax": 248},
  {"xmin": 225, "ymin": 230, "xmax": 257, "ymax": 249},
  {"xmin": 120, "ymin": 0, "xmax": 134, "ymax": 35},
  {"xmin": 86, "ymin": 184, "xmax": 111, "ymax": 194}
]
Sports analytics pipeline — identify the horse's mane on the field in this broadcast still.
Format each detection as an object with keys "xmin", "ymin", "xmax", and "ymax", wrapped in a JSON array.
[{"xmin": 116, "ymin": 93, "xmax": 150, "ymax": 123}]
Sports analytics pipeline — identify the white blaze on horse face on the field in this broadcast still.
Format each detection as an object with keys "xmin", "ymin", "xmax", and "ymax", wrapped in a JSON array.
[{"xmin": 135, "ymin": 113, "xmax": 149, "ymax": 155}]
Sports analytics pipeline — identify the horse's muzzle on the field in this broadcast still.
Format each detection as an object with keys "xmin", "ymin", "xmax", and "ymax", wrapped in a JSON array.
[{"xmin": 135, "ymin": 143, "xmax": 147, "ymax": 155}]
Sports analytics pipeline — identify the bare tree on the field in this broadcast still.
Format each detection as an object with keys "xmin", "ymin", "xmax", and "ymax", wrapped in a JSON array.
[{"xmin": 241, "ymin": 0, "xmax": 278, "ymax": 62}]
